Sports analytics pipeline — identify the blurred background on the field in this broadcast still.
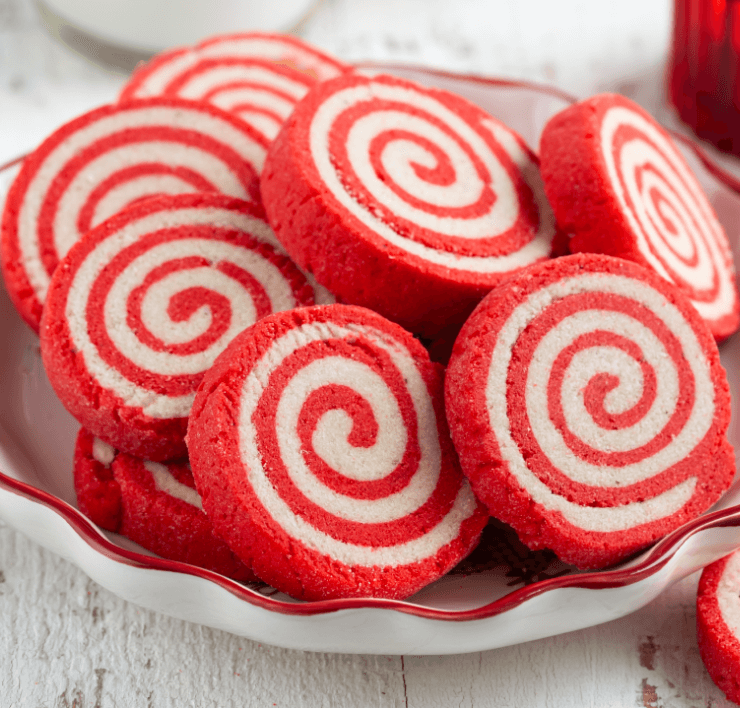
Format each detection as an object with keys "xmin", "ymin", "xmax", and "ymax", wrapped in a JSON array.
[{"xmin": 0, "ymin": 0, "xmax": 673, "ymax": 166}]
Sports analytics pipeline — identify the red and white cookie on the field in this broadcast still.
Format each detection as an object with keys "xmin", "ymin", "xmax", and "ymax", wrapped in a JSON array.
[
  {"xmin": 539, "ymin": 93, "xmax": 739, "ymax": 340},
  {"xmin": 261, "ymin": 73, "xmax": 558, "ymax": 337},
  {"xmin": 120, "ymin": 33, "xmax": 352, "ymax": 141},
  {"xmin": 41, "ymin": 193, "xmax": 315, "ymax": 461},
  {"xmin": 1, "ymin": 97, "xmax": 269, "ymax": 331},
  {"xmin": 74, "ymin": 428, "xmax": 255, "ymax": 581},
  {"xmin": 187, "ymin": 304, "xmax": 488, "ymax": 601},
  {"xmin": 445, "ymin": 253, "xmax": 734, "ymax": 569},
  {"xmin": 697, "ymin": 550, "xmax": 740, "ymax": 704},
  {"xmin": 122, "ymin": 33, "xmax": 349, "ymax": 99}
]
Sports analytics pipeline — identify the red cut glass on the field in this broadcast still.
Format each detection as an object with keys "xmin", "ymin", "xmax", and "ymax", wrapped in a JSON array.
[{"xmin": 669, "ymin": 0, "xmax": 740, "ymax": 153}]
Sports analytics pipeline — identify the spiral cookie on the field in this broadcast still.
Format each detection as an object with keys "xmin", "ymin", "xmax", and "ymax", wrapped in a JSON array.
[
  {"xmin": 74, "ymin": 428, "xmax": 255, "ymax": 581},
  {"xmin": 41, "ymin": 193, "xmax": 314, "ymax": 461},
  {"xmin": 445, "ymin": 253, "xmax": 734, "ymax": 569},
  {"xmin": 1, "ymin": 97, "xmax": 269, "ymax": 331},
  {"xmin": 187, "ymin": 304, "xmax": 488, "ymax": 601},
  {"xmin": 697, "ymin": 550, "xmax": 740, "ymax": 703},
  {"xmin": 539, "ymin": 93, "xmax": 739, "ymax": 340},
  {"xmin": 120, "ymin": 33, "xmax": 352, "ymax": 141},
  {"xmin": 260, "ymin": 73, "xmax": 558, "ymax": 337}
]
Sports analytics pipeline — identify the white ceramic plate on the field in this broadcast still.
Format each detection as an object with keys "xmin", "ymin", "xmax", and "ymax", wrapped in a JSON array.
[{"xmin": 1, "ymin": 66, "xmax": 740, "ymax": 656}]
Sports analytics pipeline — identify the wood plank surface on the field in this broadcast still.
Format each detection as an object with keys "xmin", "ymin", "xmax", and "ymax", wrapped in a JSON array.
[{"xmin": 1, "ymin": 519, "xmax": 734, "ymax": 707}]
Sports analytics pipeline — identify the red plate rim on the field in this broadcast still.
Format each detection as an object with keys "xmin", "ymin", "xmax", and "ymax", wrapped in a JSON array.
[{"xmin": 1, "ymin": 67, "xmax": 740, "ymax": 622}]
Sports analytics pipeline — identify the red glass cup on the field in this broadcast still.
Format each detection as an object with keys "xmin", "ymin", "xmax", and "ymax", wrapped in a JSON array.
[{"xmin": 669, "ymin": 0, "xmax": 740, "ymax": 153}]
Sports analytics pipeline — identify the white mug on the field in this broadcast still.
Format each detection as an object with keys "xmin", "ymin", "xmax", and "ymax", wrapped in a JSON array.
[{"xmin": 41, "ymin": 0, "xmax": 318, "ymax": 53}]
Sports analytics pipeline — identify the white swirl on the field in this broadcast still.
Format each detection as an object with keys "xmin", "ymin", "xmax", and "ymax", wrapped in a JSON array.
[
  {"xmin": 92, "ymin": 437, "xmax": 116, "ymax": 467},
  {"xmin": 54, "ymin": 141, "xmax": 250, "ymax": 258},
  {"xmin": 127, "ymin": 36, "xmax": 346, "ymax": 97},
  {"xmin": 276, "ymin": 356, "xmax": 426, "ymax": 523},
  {"xmin": 717, "ymin": 550, "xmax": 740, "ymax": 638},
  {"xmin": 65, "ymin": 205, "xmax": 301, "ymax": 418},
  {"xmin": 88, "ymin": 174, "xmax": 206, "ymax": 232},
  {"xmin": 104, "ymin": 239, "xmax": 295, "ymax": 376},
  {"xmin": 211, "ymin": 92, "xmax": 294, "ymax": 140},
  {"xmin": 601, "ymin": 106, "xmax": 736, "ymax": 320},
  {"xmin": 177, "ymin": 64, "xmax": 310, "ymax": 102},
  {"xmin": 347, "ymin": 110, "xmax": 515, "ymax": 235},
  {"xmin": 487, "ymin": 273, "xmax": 715, "ymax": 531},
  {"xmin": 559, "ymin": 342, "xmax": 667, "ymax": 450},
  {"xmin": 308, "ymin": 80, "xmax": 556, "ymax": 273},
  {"xmin": 144, "ymin": 461, "xmax": 203, "ymax": 509},
  {"xmin": 525, "ymin": 309, "xmax": 692, "ymax": 482},
  {"xmin": 173, "ymin": 63, "xmax": 313, "ymax": 140},
  {"xmin": 239, "ymin": 321, "xmax": 479, "ymax": 567}
]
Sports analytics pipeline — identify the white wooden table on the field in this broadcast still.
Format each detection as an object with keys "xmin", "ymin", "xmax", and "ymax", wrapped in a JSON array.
[{"xmin": 0, "ymin": 0, "xmax": 737, "ymax": 704}]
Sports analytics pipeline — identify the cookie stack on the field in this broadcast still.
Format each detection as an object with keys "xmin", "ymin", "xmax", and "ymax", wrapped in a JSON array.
[{"xmin": 2, "ymin": 33, "xmax": 736, "ymax": 604}]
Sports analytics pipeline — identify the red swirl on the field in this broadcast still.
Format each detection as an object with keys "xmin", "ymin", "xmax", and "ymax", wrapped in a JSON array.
[
  {"xmin": 647, "ymin": 183, "xmax": 699, "ymax": 267},
  {"xmin": 252, "ymin": 336, "xmax": 459, "ymax": 546},
  {"xmin": 126, "ymin": 257, "xmax": 233, "ymax": 356},
  {"xmin": 120, "ymin": 34, "xmax": 350, "ymax": 101},
  {"xmin": 76, "ymin": 163, "xmax": 219, "ymax": 236},
  {"xmin": 317, "ymin": 78, "xmax": 545, "ymax": 259},
  {"xmin": 608, "ymin": 120, "xmax": 724, "ymax": 304},
  {"xmin": 82, "ymin": 223, "xmax": 309, "ymax": 399},
  {"xmin": 506, "ymin": 290, "xmax": 697, "ymax": 506},
  {"xmin": 37, "ymin": 125, "xmax": 262, "ymax": 281}
]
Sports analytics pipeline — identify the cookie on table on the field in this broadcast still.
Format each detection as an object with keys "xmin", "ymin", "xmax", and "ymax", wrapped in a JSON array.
[
  {"xmin": 187, "ymin": 304, "xmax": 488, "ymax": 601},
  {"xmin": 697, "ymin": 549, "xmax": 740, "ymax": 704},
  {"xmin": 539, "ymin": 92, "xmax": 739, "ymax": 340},
  {"xmin": 445, "ymin": 253, "xmax": 734, "ymax": 569},
  {"xmin": 74, "ymin": 428, "xmax": 255, "ymax": 581},
  {"xmin": 260, "ymin": 72, "xmax": 558, "ymax": 338},
  {"xmin": 41, "ymin": 193, "xmax": 315, "ymax": 461},
  {"xmin": 1, "ymin": 97, "xmax": 269, "ymax": 331},
  {"xmin": 120, "ymin": 32, "xmax": 353, "ymax": 141}
]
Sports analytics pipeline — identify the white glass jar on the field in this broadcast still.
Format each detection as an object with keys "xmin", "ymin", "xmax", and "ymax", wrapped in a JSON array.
[{"xmin": 41, "ymin": 0, "xmax": 318, "ymax": 53}]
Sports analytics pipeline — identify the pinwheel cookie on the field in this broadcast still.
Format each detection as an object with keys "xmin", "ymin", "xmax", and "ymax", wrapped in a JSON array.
[
  {"xmin": 187, "ymin": 304, "xmax": 488, "ymax": 601},
  {"xmin": 697, "ymin": 549, "xmax": 740, "ymax": 704},
  {"xmin": 445, "ymin": 253, "xmax": 734, "ymax": 569},
  {"xmin": 74, "ymin": 428, "xmax": 254, "ymax": 581},
  {"xmin": 261, "ymin": 73, "xmax": 558, "ymax": 337},
  {"xmin": 41, "ymin": 193, "xmax": 315, "ymax": 461},
  {"xmin": 540, "ymin": 93, "xmax": 739, "ymax": 340}
]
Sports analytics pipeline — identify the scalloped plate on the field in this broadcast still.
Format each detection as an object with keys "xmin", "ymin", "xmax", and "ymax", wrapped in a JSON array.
[{"xmin": 1, "ymin": 66, "xmax": 740, "ymax": 655}]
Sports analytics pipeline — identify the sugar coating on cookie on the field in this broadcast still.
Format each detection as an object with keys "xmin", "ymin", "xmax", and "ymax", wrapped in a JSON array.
[
  {"xmin": 187, "ymin": 304, "xmax": 488, "ymax": 601},
  {"xmin": 41, "ymin": 193, "xmax": 314, "ymax": 461},
  {"xmin": 120, "ymin": 33, "xmax": 352, "ymax": 141},
  {"xmin": 260, "ymin": 73, "xmax": 557, "ymax": 337},
  {"xmin": 1, "ymin": 97, "xmax": 269, "ymax": 331},
  {"xmin": 697, "ymin": 550, "xmax": 740, "ymax": 704},
  {"xmin": 445, "ymin": 253, "xmax": 734, "ymax": 569},
  {"xmin": 539, "ymin": 92, "xmax": 739, "ymax": 340},
  {"xmin": 73, "ymin": 428, "xmax": 255, "ymax": 581}
]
